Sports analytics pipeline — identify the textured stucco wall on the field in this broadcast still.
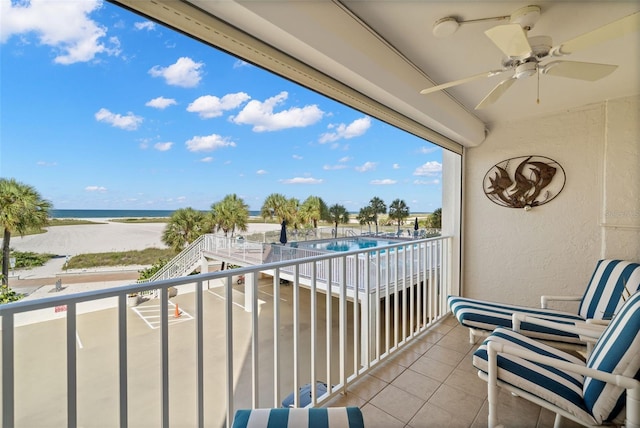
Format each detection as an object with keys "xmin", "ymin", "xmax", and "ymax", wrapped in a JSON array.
[{"xmin": 461, "ymin": 95, "xmax": 639, "ymax": 306}]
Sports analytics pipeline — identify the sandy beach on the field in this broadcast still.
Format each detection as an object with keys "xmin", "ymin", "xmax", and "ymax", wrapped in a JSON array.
[
  {"xmin": 10, "ymin": 220, "xmax": 282, "ymax": 256},
  {"xmin": 7, "ymin": 220, "xmax": 283, "ymax": 294}
]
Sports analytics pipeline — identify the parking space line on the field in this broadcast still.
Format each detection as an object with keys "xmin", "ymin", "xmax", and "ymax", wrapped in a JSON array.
[
  {"xmin": 207, "ymin": 289, "xmax": 267, "ymax": 309},
  {"xmin": 131, "ymin": 301, "xmax": 194, "ymax": 329}
]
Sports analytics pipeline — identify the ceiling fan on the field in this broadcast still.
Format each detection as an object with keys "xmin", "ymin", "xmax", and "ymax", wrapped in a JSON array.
[{"xmin": 420, "ymin": 6, "xmax": 640, "ymax": 110}]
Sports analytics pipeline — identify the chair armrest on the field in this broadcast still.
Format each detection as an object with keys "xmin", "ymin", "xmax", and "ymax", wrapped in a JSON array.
[
  {"xmin": 586, "ymin": 318, "xmax": 611, "ymax": 326},
  {"xmin": 487, "ymin": 340, "xmax": 639, "ymax": 389},
  {"xmin": 512, "ymin": 313, "xmax": 605, "ymax": 340},
  {"xmin": 540, "ymin": 295, "xmax": 582, "ymax": 309}
]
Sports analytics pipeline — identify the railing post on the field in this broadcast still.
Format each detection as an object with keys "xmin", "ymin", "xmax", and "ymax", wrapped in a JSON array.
[
  {"xmin": 160, "ymin": 288, "xmax": 169, "ymax": 428},
  {"xmin": 225, "ymin": 276, "xmax": 234, "ymax": 427},
  {"xmin": 67, "ymin": 303, "xmax": 77, "ymax": 428},
  {"xmin": 273, "ymin": 269, "xmax": 281, "ymax": 408},
  {"xmin": 251, "ymin": 272, "xmax": 259, "ymax": 408},
  {"xmin": 196, "ymin": 280, "xmax": 204, "ymax": 428},
  {"xmin": 310, "ymin": 262, "xmax": 318, "ymax": 406},
  {"xmin": 339, "ymin": 255, "xmax": 347, "ymax": 394},
  {"xmin": 118, "ymin": 295, "xmax": 129, "ymax": 428},
  {"xmin": 2, "ymin": 312, "xmax": 15, "ymax": 428}
]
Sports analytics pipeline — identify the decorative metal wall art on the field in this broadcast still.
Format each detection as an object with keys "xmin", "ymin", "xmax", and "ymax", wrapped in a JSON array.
[{"xmin": 483, "ymin": 155, "xmax": 565, "ymax": 210}]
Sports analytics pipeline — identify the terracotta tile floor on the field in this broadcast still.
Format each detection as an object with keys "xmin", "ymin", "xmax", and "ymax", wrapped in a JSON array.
[{"xmin": 326, "ymin": 316, "xmax": 584, "ymax": 428}]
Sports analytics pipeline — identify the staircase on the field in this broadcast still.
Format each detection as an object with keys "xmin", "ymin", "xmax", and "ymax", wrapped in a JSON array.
[
  {"xmin": 141, "ymin": 234, "xmax": 268, "ymax": 283},
  {"xmin": 141, "ymin": 234, "xmax": 210, "ymax": 283}
]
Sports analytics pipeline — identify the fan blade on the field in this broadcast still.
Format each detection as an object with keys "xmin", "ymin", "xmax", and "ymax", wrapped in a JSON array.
[
  {"xmin": 475, "ymin": 77, "xmax": 517, "ymax": 109},
  {"xmin": 551, "ymin": 11, "xmax": 640, "ymax": 56},
  {"xmin": 420, "ymin": 69, "xmax": 506, "ymax": 95},
  {"xmin": 542, "ymin": 60, "xmax": 618, "ymax": 81},
  {"xmin": 485, "ymin": 24, "xmax": 532, "ymax": 57}
]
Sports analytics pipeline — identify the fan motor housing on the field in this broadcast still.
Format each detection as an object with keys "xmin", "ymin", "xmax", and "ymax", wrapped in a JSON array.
[{"xmin": 514, "ymin": 62, "xmax": 538, "ymax": 79}]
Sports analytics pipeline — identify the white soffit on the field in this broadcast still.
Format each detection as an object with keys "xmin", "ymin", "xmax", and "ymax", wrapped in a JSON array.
[{"xmin": 110, "ymin": 0, "xmax": 486, "ymax": 152}]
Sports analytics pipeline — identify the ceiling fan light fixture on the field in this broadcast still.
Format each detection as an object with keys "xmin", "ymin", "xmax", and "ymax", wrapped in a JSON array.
[
  {"xmin": 514, "ymin": 62, "xmax": 538, "ymax": 79},
  {"xmin": 433, "ymin": 17, "xmax": 460, "ymax": 38}
]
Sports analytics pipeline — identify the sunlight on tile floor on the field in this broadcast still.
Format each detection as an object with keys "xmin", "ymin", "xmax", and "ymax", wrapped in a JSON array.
[{"xmin": 325, "ymin": 315, "xmax": 584, "ymax": 428}]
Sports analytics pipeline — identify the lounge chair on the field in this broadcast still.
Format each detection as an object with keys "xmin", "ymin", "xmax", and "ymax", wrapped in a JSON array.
[
  {"xmin": 232, "ymin": 407, "xmax": 364, "ymax": 428},
  {"xmin": 472, "ymin": 290, "xmax": 640, "ymax": 428},
  {"xmin": 448, "ymin": 259, "xmax": 640, "ymax": 346}
]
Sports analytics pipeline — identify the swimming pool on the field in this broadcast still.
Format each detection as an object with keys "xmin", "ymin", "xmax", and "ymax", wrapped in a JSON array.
[{"xmin": 293, "ymin": 238, "xmax": 402, "ymax": 252}]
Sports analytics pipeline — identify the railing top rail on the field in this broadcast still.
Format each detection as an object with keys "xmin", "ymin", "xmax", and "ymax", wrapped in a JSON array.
[{"xmin": 1, "ymin": 235, "xmax": 451, "ymax": 316}]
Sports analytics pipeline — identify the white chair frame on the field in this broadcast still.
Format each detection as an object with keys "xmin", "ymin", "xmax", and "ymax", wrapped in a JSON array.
[{"xmin": 482, "ymin": 339, "xmax": 640, "ymax": 428}]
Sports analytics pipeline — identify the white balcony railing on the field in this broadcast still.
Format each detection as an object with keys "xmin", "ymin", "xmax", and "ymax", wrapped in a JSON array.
[{"xmin": 0, "ymin": 236, "xmax": 452, "ymax": 428}]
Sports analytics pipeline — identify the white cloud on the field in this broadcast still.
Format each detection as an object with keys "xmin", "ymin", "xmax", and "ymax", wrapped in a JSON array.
[
  {"xmin": 292, "ymin": 154, "xmax": 303, "ymax": 160},
  {"xmin": 419, "ymin": 146, "xmax": 438, "ymax": 154},
  {"xmin": 371, "ymin": 179, "xmax": 397, "ymax": 185},
  {"xmin": 95, "ymin": 108, "xmax": 142, "ymax": 131},
  {"xmin": 233, "ymin": 60, "xmax": 250, "ymax": 68},
  {"xmin": 0, "ymin": 0, "xmax": 120, "ymax": 64},
  {"xmin": 200, "ymin": 157, "xmax": 213, "ymax": 163},
  {"xmin": 154, "ymin": 142, "xmax": 173, "ymax": 151},
  {"xmin": 355, "ymin": 161, "xmax": 377, "ymax": 172},
  {"xmin": 187, "ymin": 93, "xmax": 250, "ymax": 118},
  {"xmin": 256, "ymin": 169, "xmax": 268, "ymax": 175},
  {"xmin": 323, "ymin": 164, "xmax": 348, "ymax": 170},
  {"xmin": 339, "ymin": 156, "xmax": 352, "ymax": 163},
  {"xmin": 185, "ymin": 134, "xmax": 236, "ymax": 152},
  {"xmin": 413, "ymin": 161, "xmax": 442, "ymax": 176},
  {"xmin": 134, "ymin": 21, "xmax": 156, "ymax": 31},
  {"xmin": 414, "ymin": 179, "xmax": 440, "ymax": 185},
  {"xmin": 230, "ymin": 91, "xmax": 323, "ymax": 132},
  {"xmin": 393, "ymin": 163, "xmax": 400, "ymax": 169},
  {"xmin": 149, "ymin": 57, "xmax": 204, "ymax": 87},
  {"xmin": 85, "ymin": 185, "xmax": 107, "ymax": 192},
  {"xmin": 146, "ymin": 97, "xmax": 177, "ymax": 109},
  {"xmin": 36, "ymin": 161, "xmax": 57, "ymax": 166},
  {"xmin": 319, "ymin": 116, "xmax": 371, "ymax": 143},
  {"xmin": 280, "ymin": 177, "xmax": 323, "ymax": 184}
]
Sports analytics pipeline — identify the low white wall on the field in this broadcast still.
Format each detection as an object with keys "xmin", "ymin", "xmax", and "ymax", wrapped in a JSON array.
[{"xmin": 461, "ymin": 95, "xmax": 639, "ymax": 306}]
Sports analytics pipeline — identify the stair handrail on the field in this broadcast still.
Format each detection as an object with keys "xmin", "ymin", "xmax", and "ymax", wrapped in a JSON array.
[{"xmin": 141, "ymin": 233, "xmax": 212, "ymax": 283}]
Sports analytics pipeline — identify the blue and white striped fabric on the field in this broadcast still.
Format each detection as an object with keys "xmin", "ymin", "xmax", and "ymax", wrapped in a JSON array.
[
  {"xmin": 472, "ymin": 327, "xmax": 596, "ymax": 424},
  {"xmin": 448, "ymin": 297, "xmax": 585, "ymax": 343},
  {"xmin": 583, "ymin": 290, "xmax": 640, "ymax": 424},
  {"xmin": 578, "ymin": 260, "xmax": 640, "ymax": 320},
  {"xmin": 232, "ymin": 407, "xmax": 364, "ymax": 428},
  {"xmin": 449, "ymin": 259, "xmax": 640, "ymax": 343}
]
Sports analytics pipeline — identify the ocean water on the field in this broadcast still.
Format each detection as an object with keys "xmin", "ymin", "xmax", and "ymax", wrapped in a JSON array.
[{"xmin": 50, "ymin": 209, "xmax": 262, "ymax": 219}]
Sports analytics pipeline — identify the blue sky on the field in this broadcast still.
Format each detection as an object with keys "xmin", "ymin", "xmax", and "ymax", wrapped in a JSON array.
[{"xmin": 0, "ymin": 0, "xmax": 442, "ymax": 212}]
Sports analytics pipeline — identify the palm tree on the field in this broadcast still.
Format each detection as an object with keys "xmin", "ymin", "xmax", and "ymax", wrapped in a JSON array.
[
  {"xmin": 0, "ymin": 178, "xmax": 51, "ymax": 286},
  {"xmin": 368, "ymin": 196, "xmax": 387, "ymax": 234},
  {"xmin": 299, "ymin": 196, "xmax": 328, "ymax": 230},
  {"xmin": 260, "ymin": 193, "xmax": 288, "ymax": 223},
  {"xmin": 356, "ymin": 206, "xmax": 375, "ymax": 233},
  {"xmin": 327, "ymin": 203, "xmax": 350, "ymax": 237},
  {"xmin": 162, "ymin": 207, "xmax": 207, "ymax": 252},
  {"xmin": 388, "ymin": 198, "xmax": 410, "ymax": 234},
  {"xmin": 283, "ymin": 197, "xmax": 300, "ymax": 229},
  {"xmin": 211, "ymin": 194, "xmax": 249, "ymax": 237},
  {"xmin": 426, "ymin": 207, "xmax": 442, "ymax": 229}
]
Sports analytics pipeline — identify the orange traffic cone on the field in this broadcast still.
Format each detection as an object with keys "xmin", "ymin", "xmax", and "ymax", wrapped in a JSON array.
[{"xmin": 174, "ymin": 304, "xmax": 181, "ymax": 318}]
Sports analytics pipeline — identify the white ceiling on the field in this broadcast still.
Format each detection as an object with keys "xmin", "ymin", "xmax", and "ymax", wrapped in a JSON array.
[{"xmin": 119, "ymin": 1, "xmax": 640, "ymax": 147}]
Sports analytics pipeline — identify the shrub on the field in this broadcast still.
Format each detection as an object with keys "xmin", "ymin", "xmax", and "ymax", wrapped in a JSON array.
[
  {"xmin": 0, "ymin": 279, "xmax": 22, "ymax": 304},
  {"xmin": 138, "ymin": 258, "xmax": 169, "ymax": 281},
  {"xmin": 0, "ymin": 251, "xmax": 55, "ymax": 270}
]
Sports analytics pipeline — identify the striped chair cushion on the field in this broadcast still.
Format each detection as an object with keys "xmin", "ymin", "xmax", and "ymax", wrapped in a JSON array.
[
  {"xmin": 449, "ymin": 259, "xmax": 640, "ymax": 344},
  {"xmin": 472, "ymin": 327, "xmax": 596, "ymax": 425},
  {"xmin": 583, "ymin": 290, "xmax": 640, "ymax": 423},
  {"xmin": 232, "ymin": 407, "xmax": 364, "ymax": 428},
  {"xmin": 578, "ymin": 260, "xmax": 640, "ymax": 320},
  {"xmin": 448, "ymin": 296, "xmax": 585, "ymax": 343}
]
